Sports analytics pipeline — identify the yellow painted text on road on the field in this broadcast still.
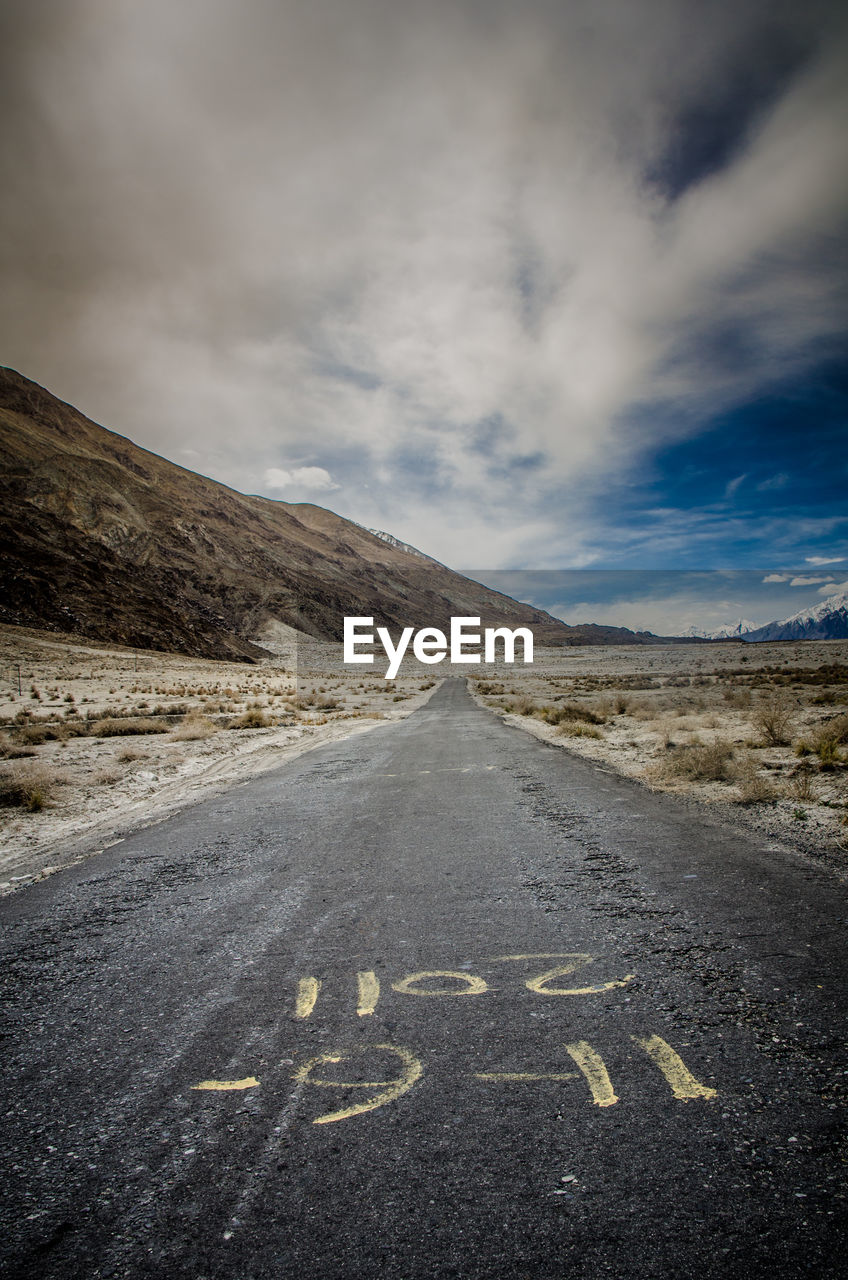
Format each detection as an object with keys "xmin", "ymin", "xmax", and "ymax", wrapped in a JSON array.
[
  {"xmin": 295, "ymin": 976, "xmax": 321, "ymax": 1020},
  {"xmin": 357, "ymin": 970, "xmax": 380, "ymax": 1016},
  {"xmin": 391, "ymin": 970, "xmax": 489, "ymax": 997},
  {"xmin": 493, "ymin": 952, "xmax": 635, "ymax": 996},
  {"xmin": 633, "ymin": 1035, "xmax": 717, "ymax": 1101},
  {"xmin": 192, "ymin": 1077, "xmax": 260, "ymax": 1092},
  {"xmin": 565, "ymin": 1041, "xmax": 619, "ymax": 1107},
  {"xmin": 475, "ymin": 1071, "xmax": 578, "ymax": 1083},
  {"xmin": 294, "ymin": 1044, "xmax": 423, "ymax": 1124}
]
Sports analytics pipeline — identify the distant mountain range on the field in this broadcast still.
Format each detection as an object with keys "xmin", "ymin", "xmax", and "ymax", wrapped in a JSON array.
[
  {"xmin": 684, "ymin": 619, "xmax": 758, "ymax": 640},
  {"xmin": 743, "ymin": 590, "xmax": 848, "ymax": 642},
  {"xmin": 686, "ymin": 592, "xmax": 848, "ymax": 643},
  {"xmin": 0, "ymin": 367, "xmax": 675, "ymax": 659}
]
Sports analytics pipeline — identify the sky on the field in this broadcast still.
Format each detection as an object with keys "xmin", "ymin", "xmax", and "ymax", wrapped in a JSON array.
[
  {"xmin": 1, "ymin": 0, "xmax": 847, "ymax": 631},
  {"xmin": 471, "ymin": 571, "xmax": 848, "ymax": 635}
]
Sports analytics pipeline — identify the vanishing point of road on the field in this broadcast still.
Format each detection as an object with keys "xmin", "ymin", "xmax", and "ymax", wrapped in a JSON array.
[{"xmin": 1, "ymin": 680, "xmax": 846, "ymax": 1279}]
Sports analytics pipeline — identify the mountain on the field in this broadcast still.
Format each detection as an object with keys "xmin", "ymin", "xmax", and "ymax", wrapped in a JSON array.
[
  {"xmin": 365, "ymin": 528, "xmax": 438, "ymax": 563},
  {"xmin": 684, "ymin": 619, "xmax": 757, "ymax": 640},
  {"xmin": 743, "ymin": 591, "xmax": 848, "ymax": 642},
  {"xmin": 0, "ymin": 367, "xmax": 667, "ymax": 659}
]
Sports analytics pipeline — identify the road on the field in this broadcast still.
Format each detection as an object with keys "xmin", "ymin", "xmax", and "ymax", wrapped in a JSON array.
[{"xmin": 1, "ymin": 679, "xmax": 846, "ymax": 1279}]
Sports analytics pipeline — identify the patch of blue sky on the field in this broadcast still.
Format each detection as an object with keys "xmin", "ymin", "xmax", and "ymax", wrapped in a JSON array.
[
  {"xmin": 558, "ymin": 359, "xmax": 848, "ymax": 569},
  {"xmin": 461, "ymin": 569, "xmax": 847, "ymax": 637}
]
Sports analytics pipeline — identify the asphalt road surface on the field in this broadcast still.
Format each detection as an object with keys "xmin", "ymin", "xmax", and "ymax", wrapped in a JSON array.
[{"xmin": 2, "ymin": 679, "xmax": 847, "ymax": 1279}]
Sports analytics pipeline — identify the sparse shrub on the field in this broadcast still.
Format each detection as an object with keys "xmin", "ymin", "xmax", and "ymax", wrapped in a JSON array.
[
  {"xmin": 16, "ymin": 722, "xmax": 67, "ymax": 745},
  {"xmin": 0, "ymin": 733, "xmax": 36, "ymax": 761},
  {"xmin": 88, "ymin": 716, "xmax": 169, "ymax": 737},
  {"xmin": 753, "ymin": 694, "xmax": 794, "ymax": 746},
  {"xmin": 825, "ymin": 713, "xmax": 848, "ymax": 744},
  {"xmin": 94, "ymin": 768, "xmax": 122, "ymax": 785},
  {"xmin": 116, "ymin": 747, "xmax": 145, "ymax": 763},
  {"xmin": 626, "ymin": 699, "xmax": 660, "ymax": 722},
  {"xmin": 788, "ymin": 764, "xmax": 817, "ymax": 802},
  {"xmin": 540, "ymin": 702, "xmax": 605, "ymax": 726},
  {"xmin": 505, "ymin": 695, "xmax": 538, "ymax": 717},
  {"xmin": 0, "ymin": 761, "xmax": 56, "ymax": 811},
  {"xmin": 169, "ymin": 713, "xmax": 219, "ymax": 741},
  {"xmin": 806, "ymin": 715, "xmax": 848, "ymax": 768},
  {"xmin": 729, "ymin": 754, "xmax": 777, "ymax": 804},
  {"xmin": 557, "ymin": 722, "xmax": 603, "ymax": 739},
  {"xmin": 817, "ymin": 737, "xmax": 842, "ymax": 769},
  {"xmin": 233, "ymin": 708, "xmax": 271, "ymax": 729},
  {"xmin": 650, "ymin": 738, "xmax": 736, "ymax": 784}
]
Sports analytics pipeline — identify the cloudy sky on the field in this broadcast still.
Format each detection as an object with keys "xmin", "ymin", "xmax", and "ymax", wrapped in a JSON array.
[{"xmin": 2, "ymin": 0, "xmax": 847, "ymax": 627}]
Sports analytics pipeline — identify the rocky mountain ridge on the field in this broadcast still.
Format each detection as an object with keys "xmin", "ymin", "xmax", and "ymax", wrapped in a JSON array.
[{"xmin": 0, "ymin": 367, "xmax": 669, "ymax": 660}]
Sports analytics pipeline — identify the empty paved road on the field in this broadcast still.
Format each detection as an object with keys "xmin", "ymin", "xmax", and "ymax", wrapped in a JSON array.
[{"xmin": 1, "ymin": 679, "xmax": 846, "ymax": 1278}]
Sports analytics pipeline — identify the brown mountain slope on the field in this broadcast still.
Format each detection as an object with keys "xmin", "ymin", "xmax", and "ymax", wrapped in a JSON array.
[
  {"xmin": 0, "ymin": 367, "xmax": 670, "ymax": 658},
  {"xmin": 0, "ymin": 367, "xmax": 578, "ymax": 658}
]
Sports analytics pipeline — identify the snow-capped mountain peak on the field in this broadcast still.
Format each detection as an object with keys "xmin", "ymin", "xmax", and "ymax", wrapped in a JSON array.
[
  {"xmin": 744, "ymin": 589, "xmax": 848, "ymax": 642},
  {"xmin": 684, "ymin": 619, "xmax": 756, "ymax": 640}
]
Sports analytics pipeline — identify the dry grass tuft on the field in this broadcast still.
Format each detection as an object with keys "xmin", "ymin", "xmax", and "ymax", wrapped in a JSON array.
[
  {"xmin": 232, "ymin": 708, "xmax": 272, "ymax": 729},
  {"xmin": 753, "ymin": 694, "xmax": 794, "ymax": 746},
  {"xmin": 0, "ymin": 760, "xmax": 59, "ymax": 811},
  {"xmin": 557, "ymin": 721, "xmax": 603, "ymax": 739},
  {"xmin": 787, "ymin": 763, "xmax": 817, "ymax": 802},
  {"xmin": 93, "ymin": 767, "xmax": 123, "ymax": 786},
  {"xmin": 169, "ymin": 712, "xmax": 219, "ymax": 741},
  {"xmin": 88, "ymin": 716, "xmax": 170, "ymax": 738},
  {"xmin": 729, "ymin": 754, "xmax": 777, "ymax": 804},
  {"xmin": 648, "ymin": 738, "xmax": 736, "ymax": 785}
]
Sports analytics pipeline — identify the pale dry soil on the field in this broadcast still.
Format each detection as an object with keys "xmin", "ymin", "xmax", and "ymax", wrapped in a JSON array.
[
  {"xmin": 0, "ymin": 624, "xmax": 439, "ymax": 890},
  {"xmin": 467, "ymin": 639, "xmax": 848, "ymax": 867}
]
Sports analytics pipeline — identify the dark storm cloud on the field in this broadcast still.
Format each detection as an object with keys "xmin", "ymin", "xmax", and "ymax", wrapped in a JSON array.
[{"xmin": 1, "ymin": 0, "xmax": 846, "ymax": 566}]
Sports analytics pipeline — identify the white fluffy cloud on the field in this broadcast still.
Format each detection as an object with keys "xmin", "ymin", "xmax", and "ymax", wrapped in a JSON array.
[{"xmin": 264, "ymin": 466, "xmax": 339, "ymax": 493}]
